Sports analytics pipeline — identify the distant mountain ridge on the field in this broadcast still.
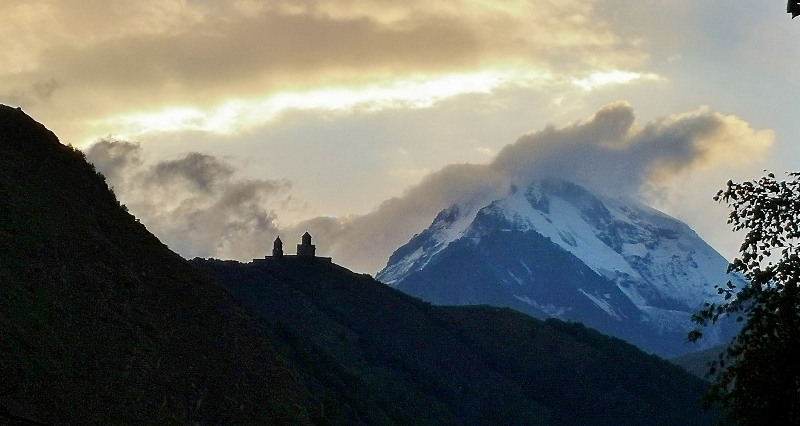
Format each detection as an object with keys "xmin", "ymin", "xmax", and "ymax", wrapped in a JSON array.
[{"xmin": 378, "ymin": 179, "xmax": 741, "ymax": 356}]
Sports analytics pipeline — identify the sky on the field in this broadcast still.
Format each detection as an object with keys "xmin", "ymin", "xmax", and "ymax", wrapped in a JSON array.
[{"xmin": 2, "ymin": 0, "xmax": 798, "ymax": 273}]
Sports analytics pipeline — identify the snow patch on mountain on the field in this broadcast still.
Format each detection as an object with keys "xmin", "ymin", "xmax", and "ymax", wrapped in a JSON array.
[
  {"xmin": 492, "ymin": 188, "xmax": 640, "ymax": 278},
  {"xmin": 477, "ymin": 181, "xmax": 735, "ymax": 311},
  {"xmin": 579, "ymin": 289, "xmax": 622, "ymax": 320},
  {"xmin": 379, "ymin": 202, "xmax": 484, "ymax": 285},
  {"xmin": 513, "ymin": 295, "xmax": 571, "ymax": 317}
]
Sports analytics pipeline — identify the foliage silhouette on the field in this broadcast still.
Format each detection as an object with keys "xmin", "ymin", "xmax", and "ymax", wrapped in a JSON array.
[
  {"xmin": 690, "ymin": 173, "xmax": 800, "ymax": 425},
  {"xmin": 789, "ymin": 1, "xmax": 800, "ymax": 19}
]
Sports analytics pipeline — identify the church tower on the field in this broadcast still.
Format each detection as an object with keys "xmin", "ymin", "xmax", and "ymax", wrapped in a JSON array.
[
  {"xmin": 296, "ymin": 232, "xmax": 316, "ymax": 257},
  {"xmin": 272, "ymin": 236, "xmax": 284, "ymax": 258}
]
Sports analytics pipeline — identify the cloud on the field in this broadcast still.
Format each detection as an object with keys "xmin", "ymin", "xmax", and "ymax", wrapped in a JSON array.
[
  {"xmin": 285, "ymin": 163, "xmax": 509, "ymax": 272},
  {"xmin": 290, "ymin": 102, "xmax": 773, "ymax": 272},
  {"xmin": 571, "ymin": 71, "xmax": 662, "ymax": 91},
  {"xmin": 85, "ymin": 139, "xmax": 294, "ymax": 260},
  {"xmin": 1, "ymin": 0, "xmax": 644, "ymax": 143},
  {"xmin": 84, "ymin": 103, "xmax": 772, "ymax": 273},
  {"xmin": 491, "ymin": 102, "xmax": 773, "ymax": 197},
  {"xmin": 146, "ymin": 153, "xmax": 235, "ymax": 193},
  {"xmin": 86, "ymin": 69, "xmax": 555, "ymax": 140},
  {"xmin": 0, "ymin": 79, "xmax": 60, "ymax": 107},
  {"xmin": 84, "ymin": 139, "xmax": 143, "ymax": 182}
]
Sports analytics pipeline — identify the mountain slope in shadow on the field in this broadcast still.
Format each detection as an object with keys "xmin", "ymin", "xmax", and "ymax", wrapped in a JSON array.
[
  {"xmin": 195, "ymin": 257, "xmax": 718, "ymax": 426},
  {"xmin": 0, "ymin": 105, "xmax": 316, "ymax": 425},
  {"xmin": 1, "ymin": 104, "xmax": 716, "ymax": 425}
]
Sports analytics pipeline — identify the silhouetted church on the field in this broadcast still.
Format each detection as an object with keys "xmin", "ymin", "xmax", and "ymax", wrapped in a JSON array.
[
  {"xmin": 258, "ymin": 232, "xmax": 331, "ymax": 263},
  {"xmin": 296, "ymin": 232, "xmax": 316, "ymax": 257},
  {"xmin": 272, "ymin": 236, "xmax": 284, "ymax": 257}
]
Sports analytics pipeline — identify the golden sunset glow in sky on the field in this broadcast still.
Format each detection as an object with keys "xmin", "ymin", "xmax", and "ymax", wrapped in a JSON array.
[
  {"xmin": 2, "ymin": 0, "xmax": 798, "ymax": 272},
  {"xmin": 86, "ymin": 68, "xmax": 555, "ymax": 141}
]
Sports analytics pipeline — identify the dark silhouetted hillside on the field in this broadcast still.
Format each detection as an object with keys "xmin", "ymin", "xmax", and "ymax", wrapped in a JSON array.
[
  {"xmin": 0, "ymin": 105, "xmax": 316, "ymax": 424},
  {"xmin": 195, "ymin": 257, "xmax": 718, "ymax": 426},
  {"xmin": 0, "ymin": 104, "xmax": 717, "ymax": 425}
]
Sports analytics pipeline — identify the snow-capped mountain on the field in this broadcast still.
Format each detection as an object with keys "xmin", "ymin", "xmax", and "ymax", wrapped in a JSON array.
[{"xmin": 377, "ymin": 179, "xmax": 742, "ymax": 357}]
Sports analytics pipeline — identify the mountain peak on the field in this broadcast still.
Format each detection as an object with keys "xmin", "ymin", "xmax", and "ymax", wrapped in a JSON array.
[{"xmin": 378, "ymin": 179, "xmax": 741, "ymax": 356}]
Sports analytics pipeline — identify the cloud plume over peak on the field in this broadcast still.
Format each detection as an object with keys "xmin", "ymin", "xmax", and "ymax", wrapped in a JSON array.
[
  {"xmin": 295, "ymin": 102, "xmax": 772, "ymax": 272},
  {"xmin": 491, "ymin": 102, "xmax": 773, "ymax": 198}
]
